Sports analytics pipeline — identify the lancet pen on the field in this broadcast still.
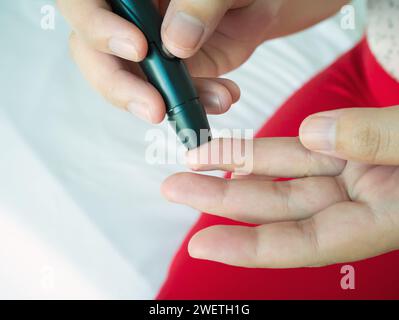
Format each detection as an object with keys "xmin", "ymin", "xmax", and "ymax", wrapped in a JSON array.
[{"xmin": 109, "ymin": 0, "xmax": 212, "ymax": 149}]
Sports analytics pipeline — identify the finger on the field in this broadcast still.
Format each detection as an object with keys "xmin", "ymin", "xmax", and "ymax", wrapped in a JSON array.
[
  {"xmin": 161, "ymin": 0, "xmax": 252, "ymax": 58},
  {"xmin": 196, "ymin": 78, "xmax": 240, "ymax": 115},
  {"xmin": 213, "ymin": 78, "xmax": 241, "ymax": 103},
  {"xmin": 70, "ymin": 33, "xmax": 239, "ymax": 120},
  {"xmin": 186, "ymin": 138, "xmax": 346, "ymax": 177},
  {"xmin": 300, "ymin": 106, "xmax": 399, "ymax": 165},
  {"xmin": 57, "ymin": 0, "xmax": 147, "ymax": 61},
  {"xmin": 161, "ymin": 172, "xmax": 348, "ymax": 224},
  {"xmin": 189, "ymin": 202, "xmax": 397, "ymax": 268},
  {"xmin": 69, "ymin": 32, "xmax": 165, "ymax": 123}
]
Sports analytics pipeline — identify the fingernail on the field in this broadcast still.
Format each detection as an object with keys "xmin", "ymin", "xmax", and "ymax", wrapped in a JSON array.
[
  {"xmin": 300, "ymin": 116, "xmax": 337, "ymax": 151},
  {"xmin": 164, "ymin": 12, "xmax": 205, "ymax": 50},
  {"xmin": 201, "ymin": 92, "xmax": 222, "ymax": 113},
  {"xmin": 109, "ymin": 37, "xmax": 139, "ymax": 61},
  {"xmin": 127, "ymin": 101, "xmax": 151, "ymax": 122}
]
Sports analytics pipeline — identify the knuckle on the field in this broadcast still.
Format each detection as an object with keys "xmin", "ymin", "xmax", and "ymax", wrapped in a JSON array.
[
  {"xmin": 347, "ymin": 121, "xmax": 384, "ymax": 162},
  {"xmin": 102, "ymin": 68, "xmax": 130, "ymax": 109},
  {"xmin": 297, "ymin": 218, "xmax": 321, "ymax": 264},
  {"xmin": 252, "ymin": 227, "xmax": 264, "ymax": 267},
  {"xmin": 82, "ymin": 11, "xmax": 100, "ymax": 45},
  {"xmin": 273, "ymin": 182, "xmax": 291, "ymax": 219},
  {"xmin": 303, "ymin": 148, "xmax": 315, "ymax": 177},
  {"xmin": 104, "ymin": 70, "xmax": 120, "ymax": 105},
  {"xmin": 72, "ymin": 7, "xmax": 104, "ymax": 46},
  {"xmin": 220, "ymin": 180, "xmax": 233, "ymax": 214}
]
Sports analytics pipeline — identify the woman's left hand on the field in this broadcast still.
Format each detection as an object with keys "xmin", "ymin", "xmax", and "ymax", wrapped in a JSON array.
[{"xmin": 162, "ymin": 106, "xmax": 399, "ymax": 268}]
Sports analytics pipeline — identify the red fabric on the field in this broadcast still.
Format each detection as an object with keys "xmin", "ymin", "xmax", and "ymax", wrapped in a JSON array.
[{"xmin": 157, "ymin": 38, "xmax": 399, "ymax": 300}]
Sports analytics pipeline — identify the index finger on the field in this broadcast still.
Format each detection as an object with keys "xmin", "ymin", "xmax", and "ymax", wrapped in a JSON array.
[
  {"xmin": 57, "ymin": 0, "xmax": 148, "ymax": 61},
  {"xmin": 186, "ymin": 138, "xmax": 346, "ymax": 178}
]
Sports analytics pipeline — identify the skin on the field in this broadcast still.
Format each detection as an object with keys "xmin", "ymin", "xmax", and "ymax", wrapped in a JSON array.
[
  {"xmin": 57, "ymin": 0, "xmax": 347, "ymax": 122},
  {"xmin": 57, "ymin": 0, "xmax": 399, "ymax": 268},
  {"xmin": 162, "ymin": 107, "xmax": 399, "ymax": 268}
]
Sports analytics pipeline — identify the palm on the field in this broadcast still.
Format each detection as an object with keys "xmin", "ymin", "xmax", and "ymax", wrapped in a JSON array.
[
  {"xmin": 324, "ymin": 162, "xmax": 399, "ymax": 252},
  {"xmin": 324, "ymin": 161, "xmax": 399, "ymax": 244},
  {"xmin": 342, "ymin": 162, "xmax": 399, "ymax": 206}
]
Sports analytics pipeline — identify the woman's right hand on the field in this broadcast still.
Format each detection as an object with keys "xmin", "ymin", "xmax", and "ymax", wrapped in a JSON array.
[
  {"xmin": 57, "ymin": 0, "xmax": 348, "ymax": 123},
  {"xmin": 57, "ymin": 0, "xmax": 258, "ymax": 123}
]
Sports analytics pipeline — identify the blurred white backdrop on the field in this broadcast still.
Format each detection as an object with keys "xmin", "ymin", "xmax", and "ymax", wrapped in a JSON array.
[{"xmin": 0, "ymin": 0, "xmax": 365, "ymax": 299}]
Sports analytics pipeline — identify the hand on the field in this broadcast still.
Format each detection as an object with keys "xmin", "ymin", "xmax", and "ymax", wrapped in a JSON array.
[
  {"xmin": 162, "ymin": 106, "xmax": 399, "ymax": 268},
  {"xmin": 57, "ymin": 0, "xmax": 347, "ymax": 123},
  {"xmin": 57, "ymin": 0, "xmax": 285, "ymax": 123}
]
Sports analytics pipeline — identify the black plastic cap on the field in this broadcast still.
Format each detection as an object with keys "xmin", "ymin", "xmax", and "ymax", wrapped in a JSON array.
[{"xmin": 168, "ymin": 99, "xmax": 212, "ymax": 150}]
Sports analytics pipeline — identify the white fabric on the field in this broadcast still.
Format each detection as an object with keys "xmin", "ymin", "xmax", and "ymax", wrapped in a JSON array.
[
  {"xmin": 0, "ymin": 0, "xmax": 365, "ymax": 299},
  {"xmin": 367, "ymin": 0, "xmax": 399, "ymax": 82}
]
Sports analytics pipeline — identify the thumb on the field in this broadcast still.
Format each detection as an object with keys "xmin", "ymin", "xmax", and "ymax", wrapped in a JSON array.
[
  {"xmin": 161, "ymin": 0, "xmax": 242, "ymax": 59},
  {"xmin": 299, "ymin": 107, "xmax": 399, "ymax": 165}
]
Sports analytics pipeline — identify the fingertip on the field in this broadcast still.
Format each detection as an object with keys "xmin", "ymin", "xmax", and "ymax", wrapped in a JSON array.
[
  {"xmin": 160, "ymin": 174, "xmax": 176, "ymax": 201},
  {"xmin": 124, "ymin": 77, "xmax": 166, "ymax": 123},
  {"xmin": 161, "ymin": 172, "xmax": 188, "ymax": 202},
  {"xmin": 146, "ymin": 90, "xmax": 166, "ymax": 124},
  {"xmin": 299, "ymin": 113, "xmax": 338, "ymax": 153},
  {"xmin": 107, "ymin": 27, "xmax": 148, "ymax": 62},
  {"xmin": 215, "ymin": 85, "xmax": 234, "ymax": 114},
  {"xmin": 188, "ymin": 227, "xmax": 224, "ymax": 260},
  {"xmin": 215, "ymin": 78, "xmax": 241, "ymax": 103},
  {"xmin": 200, "ymin": 92, "xmax": 227, "ymax": 115},
  {"xmin": 298, "ymin": 115, "xmax": 312, "ymax": 146},
  {"xmin": 188, "ymin": 231, "xmax": 208, "ymax": 260},
  {"xmin": 59, "ymin": 1, "xmax": 149, "ymax": 61},
  {"xmin": 188, "ymin": 226, "xmax": 250, "ymax": 264},
  {"xmin": 83, "ymin": 7, "xmax": 149, "ymax": 61},
  {"xmin": 161, "ymin": 11, "xmax": 204, "ymax": 59},
  {"xmin": 195, "ymin": 78, "xmax": 237, "ymax": 115},
  {"xmin": 131, "ymin": 38, "xmax": 148, "ymax": 62},
  {"xmin": 161, "ymin": 34, "xmax": 198, "ymax": 59}
]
